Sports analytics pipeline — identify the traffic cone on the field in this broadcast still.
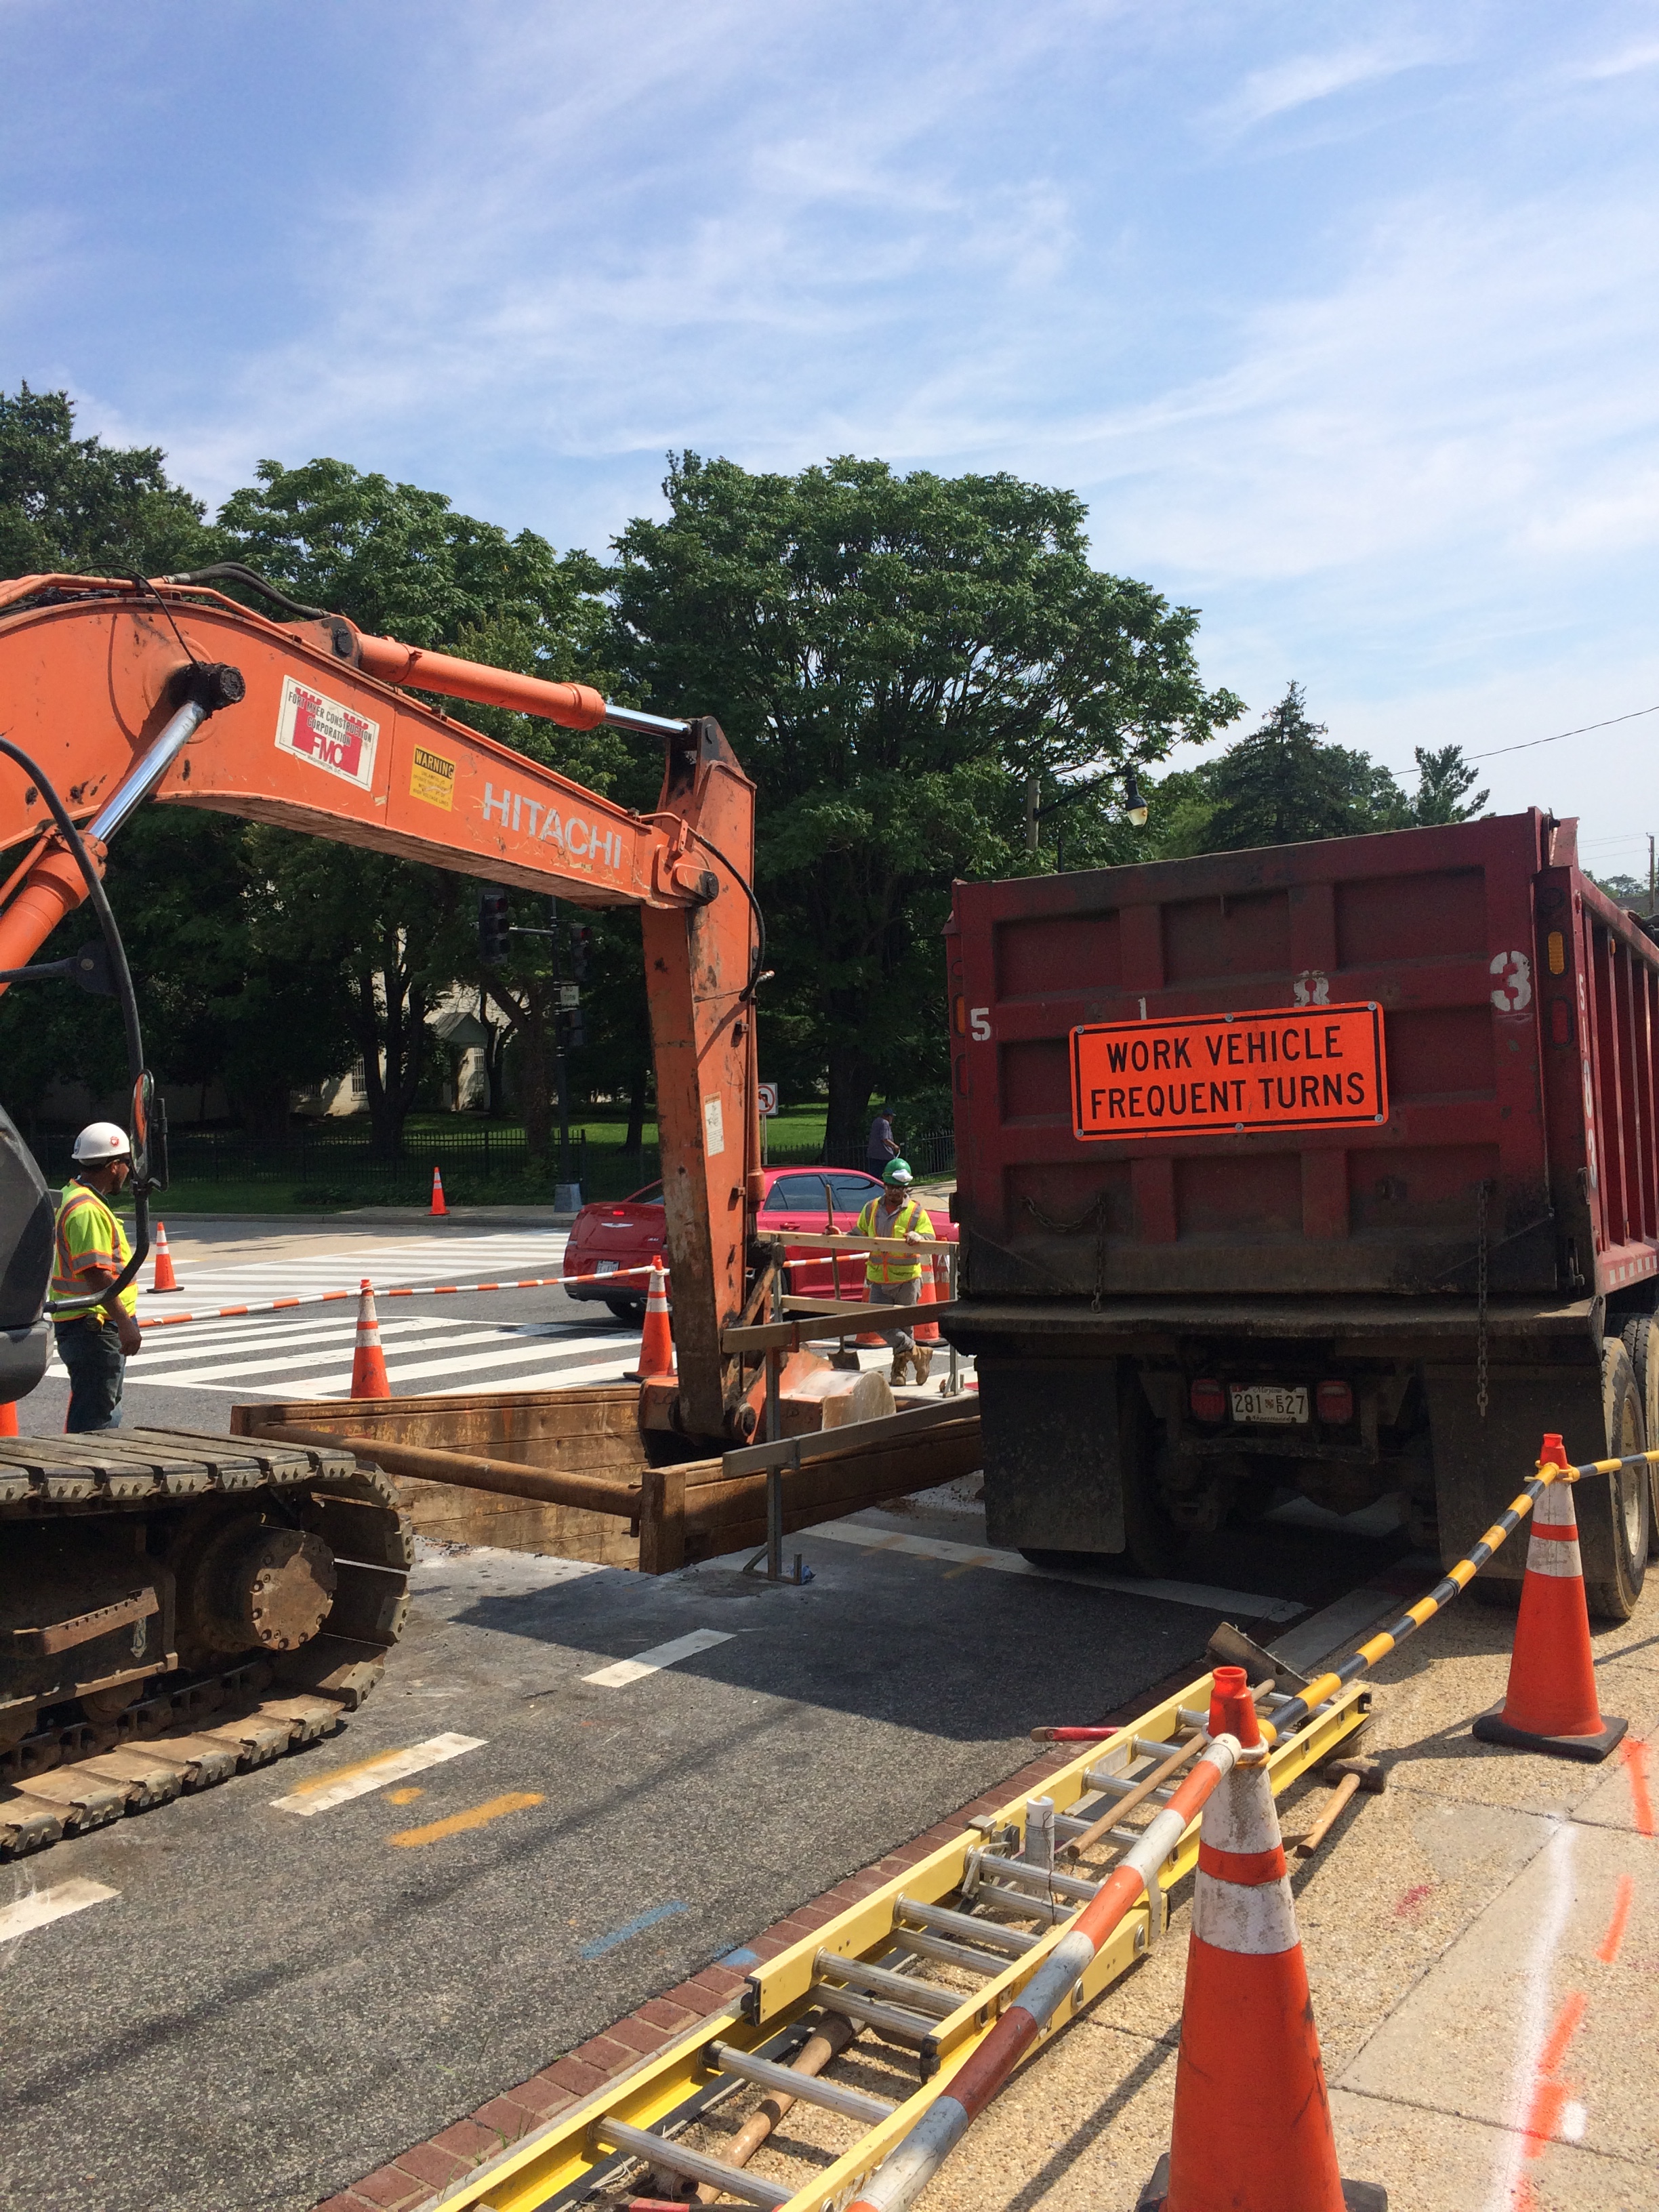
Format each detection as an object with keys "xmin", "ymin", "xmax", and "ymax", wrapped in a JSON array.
[
  {"xmin": 429, "ymin": 1164, "xmax": 448, "ymax": 1217},
  {"xmin": 912, "ymin": 1251, "xmax": 943, "ymax": 1345},
  {"xmin": 627, "ymin": 1260, "xmax": 675, "ymax": 1381},
  {"xmin": 0, "ymin": 1399, "xmax": 17, "ymax": 1436},
  {"xmin": 1139, "ymin": 1665, "xmax": 1384, "ymax": 2212},
  {"xmin": 1471, "ymin": 1433, "xmax": 1627, "ymax": 1761},
  {"xmin": 148, "ymin": 1220, "xmax": 180, "ymax": 1293},
  {"xmin": 350, "ymin": 1278, "xmax": 392, "ymax": 1399}
]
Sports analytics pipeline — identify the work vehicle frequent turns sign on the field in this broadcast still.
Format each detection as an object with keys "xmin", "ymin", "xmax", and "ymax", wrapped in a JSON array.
[{"xmin": 1070, "ymin": 1002, "xmax": 1388, "ymax": 1141}]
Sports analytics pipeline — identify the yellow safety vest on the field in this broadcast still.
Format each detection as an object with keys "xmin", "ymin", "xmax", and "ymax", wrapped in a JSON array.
[
  {"xmin": 52, "ymin": 1181, "xmax": 138, "ymax": 1317},
  {"xmin": 857, "ymin": 1195, "xmax": 935, "ymax": 1285}
]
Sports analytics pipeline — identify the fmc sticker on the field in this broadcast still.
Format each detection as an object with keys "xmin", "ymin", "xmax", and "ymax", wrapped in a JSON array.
[
  {"xmin": 1071, "ymin": 1002, "xmax": 1388, "ymax": 1141},
  {"xmin": 275, "ymin": 675, "xmax": 379, "ymax": 790}
]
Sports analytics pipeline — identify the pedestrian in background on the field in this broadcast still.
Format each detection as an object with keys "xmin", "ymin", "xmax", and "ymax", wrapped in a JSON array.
[
  {"xmin": 52, "ymin": 1122, "xmax": 143, "ymax": 1432},
  {"xmin": 866, "ymin": 1102, "xmax": 899, "ymax": 1179},
  {"xmin": 857, "ymin": 1159, "xmax": 936, "ymax": 1386}
]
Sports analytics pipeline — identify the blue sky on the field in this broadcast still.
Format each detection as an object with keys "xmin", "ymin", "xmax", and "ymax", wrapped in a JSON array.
[{"xmin": 5, "ymin": 1, "xmax": 1659, "ymax": 877}]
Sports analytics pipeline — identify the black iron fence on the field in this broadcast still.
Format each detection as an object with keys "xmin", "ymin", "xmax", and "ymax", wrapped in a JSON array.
[{"xmin": 24, "ymin": 1119, "xmax": 954, "ymax": 1206}]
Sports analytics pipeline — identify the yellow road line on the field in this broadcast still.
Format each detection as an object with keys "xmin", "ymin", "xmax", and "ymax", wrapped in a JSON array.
[{"xmin": 388, "ymin": 1791, "xmax": 544, "ymax": 1847}]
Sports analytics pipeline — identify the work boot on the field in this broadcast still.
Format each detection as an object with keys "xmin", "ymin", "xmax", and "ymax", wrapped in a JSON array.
[
  {"xmin": 890, "ymin": 1348, "xmax": 911, "ymax": 1385},
  {"xmin": 912, "ymin": 1345, "xmax": 933, "ymax": 1385}
]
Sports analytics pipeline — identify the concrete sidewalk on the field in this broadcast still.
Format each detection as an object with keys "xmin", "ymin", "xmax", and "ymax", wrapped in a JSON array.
[{"xmin": 921, "ymin": 1566, "xmax": 1659, "ymax": 2212}]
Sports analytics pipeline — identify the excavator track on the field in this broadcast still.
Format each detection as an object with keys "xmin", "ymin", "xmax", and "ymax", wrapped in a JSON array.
[{"xmin": 0, "ymin": 1425, "xmax": 410, "ymax": 1859}]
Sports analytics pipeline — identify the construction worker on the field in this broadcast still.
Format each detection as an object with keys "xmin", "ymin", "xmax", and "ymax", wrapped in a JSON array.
[
  {"xmin": 52, "ymin": 1122, "xmax": 143, "ymax": 1433},
  {"xmin": 857, "ymin": 1158, "xmax": 937, "ymax": 1386}
]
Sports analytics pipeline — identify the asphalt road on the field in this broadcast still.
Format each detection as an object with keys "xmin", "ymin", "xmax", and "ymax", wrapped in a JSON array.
[{"xmin": 0, "ymin": 1216, "xmax": 1420, "ymax": 2212}]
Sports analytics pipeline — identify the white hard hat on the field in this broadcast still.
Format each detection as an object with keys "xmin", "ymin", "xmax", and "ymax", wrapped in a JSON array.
[{"xmin": 72, "ymin": 1121, "xmax": 133, "ymax": 1164}]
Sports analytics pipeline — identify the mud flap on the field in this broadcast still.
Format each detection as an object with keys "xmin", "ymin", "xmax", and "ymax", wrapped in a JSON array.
[
  {"xmin": 1425, "ymin": 1357, "xmax": 1604, "ymax": 1586},
  {"xmin": 979, "ymin": 1356, "xmax": 1126, "ymax": 1554}
]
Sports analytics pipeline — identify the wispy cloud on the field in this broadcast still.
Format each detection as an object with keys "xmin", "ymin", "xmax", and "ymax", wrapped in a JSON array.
[
  {"xmin": 1570, "ymin": 36, "xmax": 1659, "ymax": 81},
  {"xmin": 1203, "ymin": 36, "xmax": 1443, "ymax": 138}
]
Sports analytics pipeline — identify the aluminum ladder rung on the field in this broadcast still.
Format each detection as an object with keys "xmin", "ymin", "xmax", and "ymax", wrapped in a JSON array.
[
  {"xmin": 1083, "ymin": 1766, "xmax": 1179, "ymax": 1807},
  {"xmin": 894, "ymin": 1894, "xmax": 1039, "ymax": 1954},
  {"xmin": 968, "ymin": 1851, "xmax": 1101, "ymax": 1902},
  {"xmin": 810, "ymin": 1985, "xmax": 938, "ymax": 2043},
  {"xmin": 594, "ymin": 2118, "xmax": 791, "ymax": 2207},
  {"xmin": 971, "ymin": 1879, "xmax": 1073, "ymax": 1923},
  {"xmin": 706, "ymin": 2041, "xmax": 895, "ymax": 2123},
  {"xmin": 815, "ymin": 1949, "xmax": 959, "ymax": 2019},
  {"xmin": 885, "ymin": 1926, "xmax": 1007, "ymax": 1977}
]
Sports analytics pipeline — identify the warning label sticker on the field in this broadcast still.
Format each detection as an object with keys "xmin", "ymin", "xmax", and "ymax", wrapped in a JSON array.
[
  {"xmin": 275, "ymin": 676, "xmax": 378, "ymax": 790},
  {"xmin": 409, "ymin": 744, "xmax": 456, "ymax": 809},
  {"xmin": 1071, "ymin": 1002, "xmax": 1388, "ymax": 1141}
]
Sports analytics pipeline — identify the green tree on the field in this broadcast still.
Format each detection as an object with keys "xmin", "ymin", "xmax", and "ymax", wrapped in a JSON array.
[
  {"xmin": 218, "ymin": 459, "xmax": 615, "ymax": 1155},
  {"xmin": 612, "ymin": 453, "xmax": 1242, "ymax": 1158},
  {"xmin": 1405, "ymin": 743, "xmax": 1489, "ymax": 825},
  {"xmin": 1195, "ymin": 682, "xmax": 1404, "ymax": 854},
  {"xmin": 0, "ymin": 382, "xmax": 218, "ymax": 577}
]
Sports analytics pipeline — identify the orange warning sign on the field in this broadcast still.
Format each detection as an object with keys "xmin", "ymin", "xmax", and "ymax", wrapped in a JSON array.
[{"xmin": 1071, "ymin": 1002, "xmax": 1388, "ymax": 1141}]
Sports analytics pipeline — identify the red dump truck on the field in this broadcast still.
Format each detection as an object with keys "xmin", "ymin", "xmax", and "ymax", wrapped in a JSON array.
[{"xmin": 943, "ymin": 809, "xmax": 1657, "ymax": 1618}]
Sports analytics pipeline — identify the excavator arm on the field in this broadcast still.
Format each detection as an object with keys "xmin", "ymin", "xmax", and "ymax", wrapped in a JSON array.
[{"xmin": 0, "ymin": 573, "xmax": 764, "ymax": 1443}]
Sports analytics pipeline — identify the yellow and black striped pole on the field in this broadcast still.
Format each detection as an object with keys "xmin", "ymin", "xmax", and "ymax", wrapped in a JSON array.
[{"xmin": 1268, "ymin": 1443, "xmax": 1659, "ymax": 1739}]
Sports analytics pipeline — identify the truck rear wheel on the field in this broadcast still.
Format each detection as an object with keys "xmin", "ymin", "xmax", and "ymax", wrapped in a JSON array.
[
  {"xmin": 1580, "ymin": 1338, "xmax": 1650, "ymax": 1622},
  {"xmin": 1619, "ymin": 1315, "xmax": 1659, "ymax": 1560}
]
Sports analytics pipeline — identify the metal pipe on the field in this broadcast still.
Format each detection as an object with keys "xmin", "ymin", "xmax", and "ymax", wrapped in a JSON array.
[
  {"xmin": 704, "ymin": 2042, "xmax": 894, "ymax": 2124},
  {"xmin": 970, "ymin": 1881, "xmax": 1073, "ymax": 1923},
  {"xmin": 247, "ymin": 1422, "xmax": 643, "ymax": 1517},
  {"xmin": 88, "ymin": 699, "xmax": 209, "ymax": 842},
  {"xmin": 1025, "ymin": 1797, "xmax": 1054, "ymax": 1875},
  {"xmin": 1082, "ymin": 1769, "xmax": 1178, "ymax": 1807}
]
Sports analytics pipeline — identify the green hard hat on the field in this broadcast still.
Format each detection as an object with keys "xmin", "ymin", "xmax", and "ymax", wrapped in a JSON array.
[{"xmin": 883, "ymin": 1158, "xmax": 914, "ymax": 1185}]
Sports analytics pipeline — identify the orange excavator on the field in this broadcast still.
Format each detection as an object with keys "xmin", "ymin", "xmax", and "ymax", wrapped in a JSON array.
[
  {"xmin": 0, "ymin": 569, "xmax": 804, "ymax": 1773},
  {"xmin": 0, "ymin": 567, "xmax": 781, "ymax": 1439}
]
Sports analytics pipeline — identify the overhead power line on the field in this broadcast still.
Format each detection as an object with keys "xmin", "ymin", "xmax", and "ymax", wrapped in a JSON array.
[{"xmin": 1397, "ymin": 702, "xmax": 1659, "ymax": 777}]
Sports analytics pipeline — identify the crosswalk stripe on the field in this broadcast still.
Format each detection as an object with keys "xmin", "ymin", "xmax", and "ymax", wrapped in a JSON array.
[
  {"xmin": 119, "ymin": 1315, "xmax": 488, "ymax": 1366},
  {"xmin": 118, "ymin": 1325, "xmax": 630, "ymax": 1392},
  {"xmin": 0, "ymin": 1879, "xmax": 119, "ymax": 1944},
  {"xmin": 222, "ymin": 1335, "xmax": 635, "ymax": 1397}
]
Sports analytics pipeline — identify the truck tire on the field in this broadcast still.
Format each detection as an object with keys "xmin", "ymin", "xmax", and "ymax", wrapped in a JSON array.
[
  {"xmin": 1618, "ymin": 1314, "xmax": 1659, "ymax": 1560},
  {"xmin": 1580, "ymin": 1338, "xmax": 1650, "ymax": 1622},
  {"xmin": 1122, "ymin": 1378, "xmax": 1187, "ymax": 1576}
]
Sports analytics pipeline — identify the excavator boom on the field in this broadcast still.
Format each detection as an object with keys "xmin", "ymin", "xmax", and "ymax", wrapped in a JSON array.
[{"xmin": 0, "ymin": 574, "xmax": 762, "ymax": 1443}]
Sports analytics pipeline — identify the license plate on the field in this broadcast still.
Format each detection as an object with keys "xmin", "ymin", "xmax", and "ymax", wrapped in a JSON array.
[
  {"xmin": 1229, "ymin": 1384, "xmax": 1307, "ymax": 1425},
  {"xmin": 594, "ymin": 1261, "xmax": 618, "ymax": 1276}
]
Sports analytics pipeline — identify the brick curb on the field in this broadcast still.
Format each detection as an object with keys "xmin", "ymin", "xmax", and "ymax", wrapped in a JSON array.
[{"xmin": 312, "ymin": 1646, "xmax": 1211, "ymax": 2212}]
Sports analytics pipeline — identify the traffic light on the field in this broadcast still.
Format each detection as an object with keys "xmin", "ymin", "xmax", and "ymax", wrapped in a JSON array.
[
  {"xmin": 567, "ymin": 923, "xmax": 592, "ymax": 981},
  {"xmin": 556, "ymin": 1007, "xmax": 586, "ymax": 1052},
  {"xmin": 478, "ymin": 888, "xmax": 511, "ymax": 961}
]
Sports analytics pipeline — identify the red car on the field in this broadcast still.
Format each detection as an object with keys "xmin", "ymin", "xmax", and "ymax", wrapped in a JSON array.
[{"xmin": 562, "ymin": 1166, "xmax": 955, "ymax": 1319}]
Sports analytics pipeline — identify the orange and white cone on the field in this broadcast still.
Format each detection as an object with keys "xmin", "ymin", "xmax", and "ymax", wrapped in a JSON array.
[
  {"xmin": 628, "ymin": 1260, "xmax": 675, "ymax": 1381},
  {"xmin": 350, "ymin": 1278, "xmax": 392, "ymax": 1399},
  {"xmin": 0, "ymin": 1398, "xmax": 17, "ymax": 1437},
  {"xmin": 912, "ymin": 1253, "xmax": 942, "ymax": 1345},
  {"xmin": 429, "ymin": 1164, "xmax": 448, "ymax": 1217},
  {"xmin": 1472, "ymin": 1433, "xmax": 1627, "ymax": 1762},
  {"xmin": 1139, "ymin": 1665, "xmax": 1382, "ymax": 2212},
  {"xmin": 148, "ymin": 1219, "xmax": 180, "ymax": 1293}
]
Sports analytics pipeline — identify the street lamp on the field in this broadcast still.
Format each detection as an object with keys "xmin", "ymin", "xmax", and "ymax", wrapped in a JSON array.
[
  {"xmin": 1024, "ymin": 764, "xmax": 1151, "ymax": 864},
  {"xmin": 1124, "ymin": 764, "xmax": 1149, "ymax": 828}
]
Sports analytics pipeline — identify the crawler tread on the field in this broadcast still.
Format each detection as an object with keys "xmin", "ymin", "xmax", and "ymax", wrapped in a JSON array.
[{"xmin": 0, "ymin": 1426, "xmax": 407, "ymax": 1858}]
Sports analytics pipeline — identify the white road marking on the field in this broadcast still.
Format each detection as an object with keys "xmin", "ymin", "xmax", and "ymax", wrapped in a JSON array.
[
  {"xmin": 582, "ymin": 1629, "xmax": 735, "ymax": 1687},
  {"xmin": 802, "ymin": 1521, "xmax": 1305, "ymax": 1620},
  {"xmin": 0, "ymin": 1878, "xmax": 119, "ymax": 1944},
  {"xmin": 270, "ymin": 1731, "xmax": 486, "ymax": 1815},
  {"xmin": 138, "ymin": 1318, "xmax": 619, "ymax": 1389}
]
